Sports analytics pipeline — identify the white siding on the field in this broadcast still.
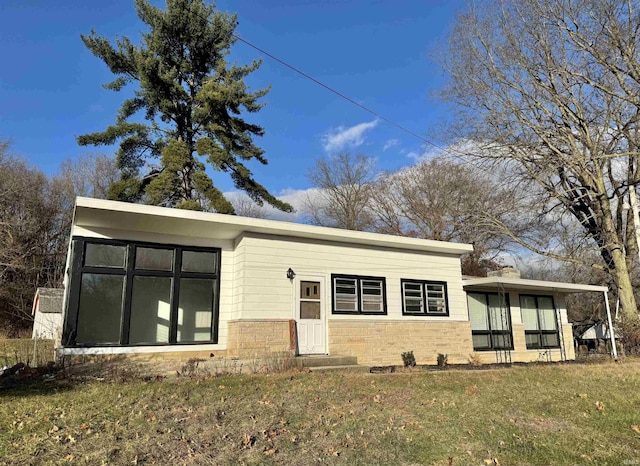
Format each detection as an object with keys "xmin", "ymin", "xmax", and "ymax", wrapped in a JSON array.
[
  {"xmin": 234, "ymin": 233, "xmax": 467, "ymax": 321},
  {"xmin": 32, "ymin": 312, "xmax": 62, "ymax": 340}
]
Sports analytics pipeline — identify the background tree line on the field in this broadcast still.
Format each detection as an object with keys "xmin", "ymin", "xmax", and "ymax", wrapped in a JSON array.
[{"xmin": 0, "ymin": 141, "xmax": 118, "ymax": 334}]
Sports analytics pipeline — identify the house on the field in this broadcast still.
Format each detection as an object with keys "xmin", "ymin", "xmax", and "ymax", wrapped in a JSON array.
[
  {"xmin": 59, "ymin": 197, "xmax": 612, "ymax": 366},
  {"xmin": 573, "ymin": 320, "xmax": 617, "ymax": 352},
  {"xmin": 32, "ymin": 287, "xmax": 64, "ymax": 340}
]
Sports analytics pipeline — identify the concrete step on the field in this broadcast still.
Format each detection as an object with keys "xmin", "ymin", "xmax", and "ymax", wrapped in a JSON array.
[
  {"xmin": 295, "ymin": 355, "xmax": 358, "ymax": 368},
  {"xmin": 309, "ymin": 364, "xmax": 370, "ymax": 373}
]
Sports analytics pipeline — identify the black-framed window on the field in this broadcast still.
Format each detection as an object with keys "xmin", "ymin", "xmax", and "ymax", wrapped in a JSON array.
[
  {"xmin": 467, "ymin": 292, "xmax": 513, "ymax": 351},
  {"xmin": 64, "ymin": 237, "xmax": 221, "ymax": 347},
  {"xmin": 520, "ymin": 295, "xmax": 560, "ymax": 349},
  {"xmin": 401, "ymin": 279, "xmax": 449, "ymax": 316},
  {"xmin": 331, "ymin": 274, "xmax": 387, "ymax": 315}
]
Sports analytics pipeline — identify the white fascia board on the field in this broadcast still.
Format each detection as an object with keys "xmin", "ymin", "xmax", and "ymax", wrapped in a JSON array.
[
  {"xmin": 462, "ymin": 276, "xmax": 608, "ymax": 293},
  {"xmin": 73, "ymin": 197, "xmax": 474, "ymax": 255}
]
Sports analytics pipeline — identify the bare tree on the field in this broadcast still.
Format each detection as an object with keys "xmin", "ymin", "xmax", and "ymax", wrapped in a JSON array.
[
  {"xmin": 57, "ymin": 153, "xmax": 118, "ymax": 201},
  {"xmin": 303, "ymin": 153, "xmax": 377, "ymax": 231},
  {"xmin": 230, "ymin": 193, "xmax": 269, "ymax": 219},
  {"xmin": 0, "ymin": 149, "xmax": 118, "ymax": 333},
  {"xmin": 439, "ymin": 0, "xmax": 640, "ymax": 323},
  {"xmin": 0, "ymin": 142, "xmax": 67, "ymax": 331},
  {"xmin": 371, "ymin": 157, "xmax": 516, "ymax": 275}
]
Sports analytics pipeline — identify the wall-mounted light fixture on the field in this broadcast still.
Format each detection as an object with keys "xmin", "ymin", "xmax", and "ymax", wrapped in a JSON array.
[{"xmin": 286, "ymin": 268, "xmax": 296, "ymax": 280}]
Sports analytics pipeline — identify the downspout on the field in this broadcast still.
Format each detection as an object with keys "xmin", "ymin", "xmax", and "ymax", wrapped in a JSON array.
[{"xmin": 604, "ymin": 290, "xmax": 618, "ymax": 360}]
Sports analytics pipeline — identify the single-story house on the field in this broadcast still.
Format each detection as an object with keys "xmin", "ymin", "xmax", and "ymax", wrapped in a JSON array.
[
  {"xmin": 58, "ymin": 197, "xmax": 613, "ymax": 366},
  {"xmin": 32, "ymin": 287, "xmax": 64, "ymax": 340}
]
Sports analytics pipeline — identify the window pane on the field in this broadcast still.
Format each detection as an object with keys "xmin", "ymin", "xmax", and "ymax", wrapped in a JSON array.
[
  {"xmin": 489, "ymin": 307, "xmax": 508, "ymax": 330},
  {"xmin": 427, "ymin": 298, "xmax": 446, "ymax": 314},
  {"xmin": 177, "ymin": 278, "xmax": 214, "ymax": 342},
  {"xmin": 520, "ymin": 297, "xmax": 539, "ymax": 330},
  {"xmin": 538, "ymin": 297, "xmax": 554, "ymax": 311},
  {"xmin": 300, "ymin": 281, "xmax": 320, "ymax": 300},
  {"xmin": 182, "ymin": 251, "xmax": 217, "ymax": 274},
  {"xmin": 129, "ymin": 276, "xmax": 172, "ymax": 344},
  {"xmin": 335, "ymin": 298, "xmax": 357, "ymax": 311},
  {"xmin": 300, "ymin": 301, "xmax": 321, "ymax": 319},
  {"xmin": 405, "ymin": 295, "xmax": 423, "ymax": 313},
  {"xmin": 335, "ymin": 277, "xmax": 357, "ymax": 312},
  {"xmin": 336, "ymin": 278, "xmax": 356, "ymax": 287},
  {"xmin": 539, "ymin": 308, "xmax": 557, "ymax": 331},
  {"xmin": 404, "ymin": 282, "xmax": 422, "ymax": 293},
  {"xmin": 542, "ymin": 333, "xmax": 559, "ymax": 347},
  {"xmin": 468, "ymin": 293, "xmax": 488, "ymax": 330},
  {"xmin": 362, "ymin": 295, "xmax": 383, "ymax": 312},
  {"xmin": 525, "ymin": 333, "xmax": 541, "ymax": 349},
  {"xmin": 472, "ymin": 333, "xmax": 491, "ymax": 349},
  {"xmin": 520, "ymin": 295, "xmax": 536, "ymax": 310},
  {"xmin": 488, "ymin": 294, "xmax": 509, "ymax": 330},
  {"xmin": 362, "ymin": 280, "xmax": 382, "ymax": 295},
  {"xmin": 135, "ymin": 247, "xmax": 173, "ymax": 271},
  {"xmin": 403, "ymin": 282, "xmax": 423, "ymax": 313},
  {"xmin": 76, "ymin": 273, "xmax": 124, "ymax": 344},
  {"xmin": 85, "ymin": 243, "xmax": 125, "ymax": 268},
  {"xmin": 492, "ymin": 333, "xmax": 511, "ymax": 349}
]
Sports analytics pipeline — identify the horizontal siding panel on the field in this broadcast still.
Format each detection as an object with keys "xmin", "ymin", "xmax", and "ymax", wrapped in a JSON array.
[{"xmin": 232, "ymin": 234, "xmax": 467, "ymax": 321}]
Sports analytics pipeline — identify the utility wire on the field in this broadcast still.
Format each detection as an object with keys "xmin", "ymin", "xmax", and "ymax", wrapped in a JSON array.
[{"xmin": 231, "ymin": 33, "xmax": 446, "ymax": 152}]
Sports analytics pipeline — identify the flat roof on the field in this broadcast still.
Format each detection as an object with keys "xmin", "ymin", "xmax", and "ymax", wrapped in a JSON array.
[
  {"xmin": 462, "ymin": 276, "xmax": 608, "ymax": 293},
  {"xmin": 73, "ymin": 197, "xmax": 474, "ymax": 255}
]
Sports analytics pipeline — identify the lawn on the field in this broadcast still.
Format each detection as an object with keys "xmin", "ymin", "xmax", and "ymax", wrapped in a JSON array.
[{"xmin": 1, "ymin": 360, "xmax": 639, "ymax": 465}]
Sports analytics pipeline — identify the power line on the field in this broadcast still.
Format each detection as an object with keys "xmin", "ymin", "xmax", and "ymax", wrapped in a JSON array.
[
  {"xmin": 189, "ymin": 6, "xmax": 465, "ymax": 158},
  {"xmin": 231, "ymin": 33, "xmax": 445, "ymax": 152}
]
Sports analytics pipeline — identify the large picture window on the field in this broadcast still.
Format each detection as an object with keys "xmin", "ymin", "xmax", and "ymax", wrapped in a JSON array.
[
  {"xmin": 467, "ymin": 292, "xmax": 513, "ymax": 351},
  {"xmin": 331, "ymin": 274, "xmax": 386, "ymax": 315},
  {"xmin": 64, "ymin": 238, "xmax": 220, "ymax": 347},
  {"xmin": 401, "ymin": 279, "xmax": 449, "ymax": 316},
  {"xmin": 520, "ymin": 295, "xmax": 560, "ymax": 349}
]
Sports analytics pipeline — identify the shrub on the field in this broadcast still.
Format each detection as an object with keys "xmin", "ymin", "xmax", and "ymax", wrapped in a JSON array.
[
  {"xmin": 401, "ymin": 351, "xmax": 416, "ymax": 367},
  {"xmin": 437, "ymin": 353, "xmax": 448, "ymax": 368},
  {"xmin": 468, "ymin": 353, "xmax": 482, "ymax": 367}
]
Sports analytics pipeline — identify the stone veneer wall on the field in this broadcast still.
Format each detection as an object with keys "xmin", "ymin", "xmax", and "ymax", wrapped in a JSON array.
[
  {"xmin": 328, "ymin": 320, "xmax": 475, "ymax": 366},
  {"xmin": 226, "ymin": 319, "xmax": 296, "ymax": 358}
]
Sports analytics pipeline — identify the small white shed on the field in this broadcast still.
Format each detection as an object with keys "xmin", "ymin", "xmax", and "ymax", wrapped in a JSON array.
[{"xmin": 32, "ymin": 288, "xmax": 64, "ymax": 340}]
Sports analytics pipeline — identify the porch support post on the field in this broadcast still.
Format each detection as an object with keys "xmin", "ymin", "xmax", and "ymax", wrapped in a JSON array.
[{"xmin": 604, "ymin": 290, "xmax": 618, "ymax": 359}]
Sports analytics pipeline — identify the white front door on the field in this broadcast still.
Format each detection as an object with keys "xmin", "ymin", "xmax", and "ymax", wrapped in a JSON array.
[{"xmin": 296, "ymin": 278, "xmax": 326, "ymax": 354}]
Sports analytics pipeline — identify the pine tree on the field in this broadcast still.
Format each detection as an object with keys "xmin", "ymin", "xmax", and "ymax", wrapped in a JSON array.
[{"xmin": 78, "ymin": 0, "xmax": 292, "ymax": 214}]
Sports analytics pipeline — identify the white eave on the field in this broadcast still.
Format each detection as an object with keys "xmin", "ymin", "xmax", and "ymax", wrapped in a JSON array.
[
  {"xmin": 462, "ymin": 276, "xmax": 608, "ymax": 293},
  {"xmin": 73, "ymin": 197, "xmax": 474, "ymax": 255}
]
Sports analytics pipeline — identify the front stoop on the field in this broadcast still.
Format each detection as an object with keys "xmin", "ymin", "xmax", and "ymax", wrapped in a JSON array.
[{"xmin": 295, "ymin": 355, "xmax": 368, "ymax": 372}]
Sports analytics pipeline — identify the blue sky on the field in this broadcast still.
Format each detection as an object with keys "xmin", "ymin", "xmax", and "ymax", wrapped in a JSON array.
[{"xmin": 0, "ymin": 0, "xmax": 462, "ymax": 198}]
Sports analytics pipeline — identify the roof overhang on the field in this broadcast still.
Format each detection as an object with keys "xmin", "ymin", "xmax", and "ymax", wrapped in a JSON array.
[
  {"xmin": 72, "ymin": 197, "xmax": 474, "ymax": 255},
  {"xmin": 462, "ymin": 276, "xmax": 608, "ymax": 294}
]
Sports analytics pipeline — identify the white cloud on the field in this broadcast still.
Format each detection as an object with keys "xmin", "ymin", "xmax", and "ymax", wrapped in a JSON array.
[
  {"xmin": 383, "ymin": 138, "xmax": 400, "ymax": 151},
  {"xmin": 225, "ymin": 187, "xmax": 323, "ymax": 222},
  {"xmin": 321, "ymin": 120, "xmax": 379, "ymax": 153}
]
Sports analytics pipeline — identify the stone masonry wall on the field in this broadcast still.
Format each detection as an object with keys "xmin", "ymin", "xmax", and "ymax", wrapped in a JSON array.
[
  {"xmin": 226, "ymin": 319, "xmax": 295, "ymax": 359},
  {"xmin": 328, "ymin": 320, "xmax": 474, "ymax": 366}
]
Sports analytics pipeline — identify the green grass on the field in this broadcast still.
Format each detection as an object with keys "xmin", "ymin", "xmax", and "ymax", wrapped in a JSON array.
[
  {"xmin": 1, "ymin": 360, "xmax": 640, "ymax": 465},
  {"xmin": 0, "ymin": 338, "xmax": 55, "ymax": 368}
]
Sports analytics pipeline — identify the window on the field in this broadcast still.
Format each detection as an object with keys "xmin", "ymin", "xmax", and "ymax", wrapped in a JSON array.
[
  {"xmin": 467, "ymin": 292, "xmax": 513, "ymax": 351},
  {"xmin": 401, "ymin": 280, "xmax": 449, "ymax": 316},
  {"xmin": 64, "ymin": 238, "xmax": 220, "ymax": 347},
  {"xmin": 520, "ymin": 295, "xmax": 560, "ymax": 349},
  {"xmin": 331, "ymin": 274, "xmax": 386, "ymax": 315}
]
